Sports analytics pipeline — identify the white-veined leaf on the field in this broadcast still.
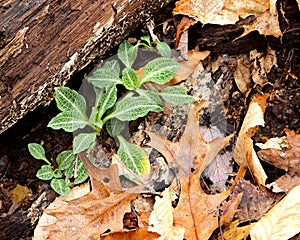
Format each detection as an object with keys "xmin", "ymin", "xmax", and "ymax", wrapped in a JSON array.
[
  {"xmin": 50, "ymin": 178, "xmax": 71, "ymax": 196},
  {"xmin": 74, "ymin": 158, "xmax": 89, "ymax": 185},
  {"xmin": 36, "ymin": 165, "xmax": 53, "ymax": 180},
  {"xmin": 106, "ymin": 118, "xmax": 126, "ymax": 137},
  {"xmin": 160, "ymin": 86, "xmax": 194, "ymax": 105},
  {"xmin": 54, "ymin": 87, "xmax": 87, "ymax": 117},
  {"xmin": 122, "ymin": 68, "xmax": 140, "ymax": 90},
  {"xmin": 136, "ymin": 89, "xmax": 163, "ymax": 104},
  {"xmin": 89, "ymin": 87, "xmax": 104, "ymax": 124},
  {"xmin": 141, "ymin": 57, "xmax": 179, "ymax": 84},
  {"xmin": 156, "ymin": 42, "xmax": 171, "ymax": 58},
  {"xmin": 107, "ymin": 93, "xmax": 163, "ymax": 121},
  {"xmin": 117, "ymin": 135, "xmax": 150, "ymax": 176},
  {"xmin": 47, "ymin": 111, "xmax": 89, "ymax": 132},
  {"xmin": 88, "ymin": 67, "xmax": 122, "ymax": 89},
  {"xmin": 73, "ymin": 133, "xmax": 96, "ymax": 154},
  {"xmin": 117, "ymin": 40, "xmax": 137, "ymax": 68},
  {"xmin": 102, "ymin": 60, "xmax": 120, "ymax": 76},
  {"xmin": 28, "ymin": 143, "xmax": 50, "ymax": 164},
  {"xmin": 52, "ymin": 169, "xmax": 63, "ymax": 178},
  {"xmin": 97, "ymin": 84, "xmax": 118, "ymax": 119},
  {"xmin": 56, "ymin": 150, "xmax": 75, "ymax": 170}
]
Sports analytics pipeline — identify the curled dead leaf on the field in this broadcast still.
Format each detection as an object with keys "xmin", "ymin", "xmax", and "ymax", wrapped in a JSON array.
[
  {"xmin": 250, "ymin": 185, "xmax": 300, "ymax": 240},
  {"xmin": 233, "ymin": 94, "xmax": 270, "ymax": 185}
]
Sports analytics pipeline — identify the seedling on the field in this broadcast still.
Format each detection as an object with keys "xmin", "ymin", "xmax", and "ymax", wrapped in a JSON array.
[
  {"xmin": 28, "ymin": 37, "xmax": 194, "ymax": 194},
  {"xmin": 28, "ymin": 143, "xmax": 88, "ymax": 195}
]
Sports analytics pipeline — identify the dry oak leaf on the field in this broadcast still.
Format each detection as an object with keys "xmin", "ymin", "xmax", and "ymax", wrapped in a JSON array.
[
  {"xmin": 233, "ymin": 94, "xmax": 269, "ymax": 186},
  {"xmin": 34, "ymin": 153, "xmax": 141, "ymax": 240},
  {"xmin": 173, "ymin": 0, "xmax": 270, "ymax": 25},
  {"xmin": 250, "ymin": 185, "xmax": 300, "ymax": 240},
  {"xmin": 258, "ymin": 129, "xmax": 300, "ymax": 192},
  {"xmin": 147, "ymin": 101, "xmax": 235, "ymax": 239},
  {"xmin": 148, "ymin": 187, "xmax": 185, "ymax": 240}
]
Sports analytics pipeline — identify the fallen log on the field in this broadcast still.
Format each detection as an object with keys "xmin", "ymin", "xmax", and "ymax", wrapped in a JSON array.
[{"xmin": 0, "ymin": 0, "xmax": 172, "ymax": 134}]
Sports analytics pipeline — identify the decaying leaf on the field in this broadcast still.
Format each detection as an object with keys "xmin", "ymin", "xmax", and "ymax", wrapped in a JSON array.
[
  {"xmin": 233, "ymin": 94, "xmax": 269, "ymax": 185},
  {"xmin": 147, "ymin": 101, "xmax": 236, "ymax": 239},
  {"xmin": 173, "ymin": 0, "xmax": 269, "ymax": 25},
  {"xmin": 171, "ymin": 50, "xmax": 210, "ymax": 85},
  {"xmin": 231, "ymin": 179, "xmax": 282, "ymax": 223},
  {"xmin": 223, "ymin": 220, "xmax": 252, "ymax": 240},
  {"xmin": 258, "ymin": 129, "xmax": 300, "ymax": 192},
  {"xmin": 34, "ymin": 153, "xmax": 142, "ymax": 240},
  {"xmin": 173, "ymin": 0, "xmax": 282, "ymax": 47},
  {"xmin": 250, "ymin": 185, "xmax": 300, "ymax": 240},
  {"xmin": 148, "ymin": 187, "xmax": 185, "ymax": 240},
  {"xmin": 250, "ymin": 48, "xmax": 277, "ymax": 86},
  {"xmin": 233, "ymin": 58, "xmax": 251, "ymax": 93},
  {"xmin": 100, "ymin": 228, "xmax": 160, "ymax": 240}
]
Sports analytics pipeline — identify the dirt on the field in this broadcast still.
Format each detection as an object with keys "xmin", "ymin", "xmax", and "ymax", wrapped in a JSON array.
[{"xmin": 1, "ymin": 2, "xmax": 300, "ymax": 239}]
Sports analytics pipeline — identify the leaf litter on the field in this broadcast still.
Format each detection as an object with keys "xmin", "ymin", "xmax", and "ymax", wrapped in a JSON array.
[{"xmin": 33, "ymin": 1, "xmax": 300, "ymax": 239}]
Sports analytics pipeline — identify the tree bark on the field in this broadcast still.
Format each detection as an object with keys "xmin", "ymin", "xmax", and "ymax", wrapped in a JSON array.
[{"xmin": 0, "ymin": 0, "xmax": 172, "ymax": 134}]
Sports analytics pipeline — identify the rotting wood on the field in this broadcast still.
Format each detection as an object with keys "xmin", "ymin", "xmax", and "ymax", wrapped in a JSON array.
[{"xmin": 0, "ymin": 0, "xmax": 172, "ymax": 134}]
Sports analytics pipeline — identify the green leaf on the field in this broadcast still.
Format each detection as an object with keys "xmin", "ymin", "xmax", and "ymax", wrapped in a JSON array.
[
  {"xmin": 74, "ymin": 159, "xmax": 89, "ymax": 185},
  {"xmin": 107, "ymin": 92, "xmax": 163, "ymax": 122},
  {"xmin": 136, "ymin": 89, "xmax": 163, "ymax": 105},
  {"xmin": 50, "ymin": 178, "xmax": 71, "ymax": 196},
  {"xmin": 47, "ymin": 111, "xmax": 89, "ymax": 132},
  {"xmin": 102, "ymin": 60, "xmax": 120, "ymax": 76},
  {"xmin": 89, "ymin": 87, "xmax": 104, "ymax": 124},
  {"xmin": 117, "ymin": 135, "xmax": 150, "ymax": 176},
  {"xmin": 53, "ymin": 169, "xmax": 63, "ymax": 178},
  {"xmin": 97, "ymin": 84, "xmax": 118, "ymax": 120},
  {"xmin": 73, "ymin": 133, "xmax": 97, "ymax": 154},
  {"xmin": 64, "ymin": 163, "xmax": 74, "ymax": 178},
  {"xmin": 160, "ymin": 86, "xmax": 195, "ymax": 105},
  {"xmin": 54, "ymin": 87, "xmax": 87, "ymax": 117},
  {"xmin": 36, "ymin": 165, "xmax": 53, "ymax": 180},
  {"xmin": 106, "ymin": 118, "xmax": 126, "ymax": 137},
  {"xmin": 28, "ymin": 143, "xmax": 50, "ymax": 164},
  {"xmin": 156, "ymin": 42, "xmax": 171, "ymax": 58},
  {"xmin": 122, "ymin": 68, "xmax": 140, "ymax": 90},
  {"xmin": 56, "ymin": 150, "xmax": 75, "ymax": 170},
  {"xmin": 88, "ymin": 67, "xmax": 122, "ymax": 89},
  {"xmin": 141, "ymin": 57, "xmax": 179, "ymax": 85},
  {"xmin": 117, "ymin": 40, "xmax": 137, "ymax": 68},
  {"xmin": 140, "ymin": 36, "xmax": 151, "ymax": 47}
]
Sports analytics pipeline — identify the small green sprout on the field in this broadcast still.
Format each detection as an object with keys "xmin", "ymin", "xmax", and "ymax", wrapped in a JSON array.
[{"xmin": 28, "ymin": 36, "xmax": 194, "ymax": 195}]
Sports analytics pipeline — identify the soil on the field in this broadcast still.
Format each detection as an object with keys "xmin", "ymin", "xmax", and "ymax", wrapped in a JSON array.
[{"xmin": 0, "ymin": 2, "xmax": 300, "ymax": 239}]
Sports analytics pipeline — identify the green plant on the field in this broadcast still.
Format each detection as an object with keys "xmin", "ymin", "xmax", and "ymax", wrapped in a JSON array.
[
  {"xmin": 28, "ymin": 143, "xmax": 88, "ymax": 195},
  {"xmin": 28, "ymin": 37, "xmax": 194, "ymax": 194}
]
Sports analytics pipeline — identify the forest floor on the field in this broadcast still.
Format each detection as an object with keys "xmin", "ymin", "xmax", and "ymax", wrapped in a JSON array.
[{"xmin": 0, "ymin": 1, "xmax": 300, "ymax": 239}]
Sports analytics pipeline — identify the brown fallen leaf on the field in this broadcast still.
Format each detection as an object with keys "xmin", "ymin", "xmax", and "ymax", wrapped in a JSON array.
[
  {"xmin": 231, "ymin": 179, "xmax": 282, "ymax": 223},
  {"xmin": 173, "ymin": 0, "xmax": 269, "ymax": 25},
  {"xmin": 100, "ymin": 228, "xmax": 160, "ymax": 240},
  {"xmin": 34, "ymin": 153, "xmax": 142, "ymax": 240},
  {"xmin": 233, "ymin": 58, "xmax": 251, "ymax": 93},
  {"xmin": 233, "ymin": 94, "xmax": 269, "ymax": 185},
  {"xmin": 250, "ymin": 185, "xmax": 300, "ymax": 240},
  {"xmin": 223, "ymin": 220, "xmax": 252, "ymax": 240},
  {"xmin": 148, "ymin": 187, "xmax": 185, "ymax": 240},
  {"xmin": 147, "ymin": 101, "xmax": 236, "ymax": 239},
  {"xmin": 258, "ymin": 129, "xmax": 300, "ymax": 192},
  {"xmin": 170, "ymin": 49, "xmax": 211, "ymax": 85},
  {"xmin": 250, "ymin": 48, "xmax": 277, "ymax": 86},
  {"xmin": 236, "ymin": 0, "xmax": 282, "ymax": 39},
  {"xmin": 173, "ymin": 0, "xmax": 282, "ymax": 46}
]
